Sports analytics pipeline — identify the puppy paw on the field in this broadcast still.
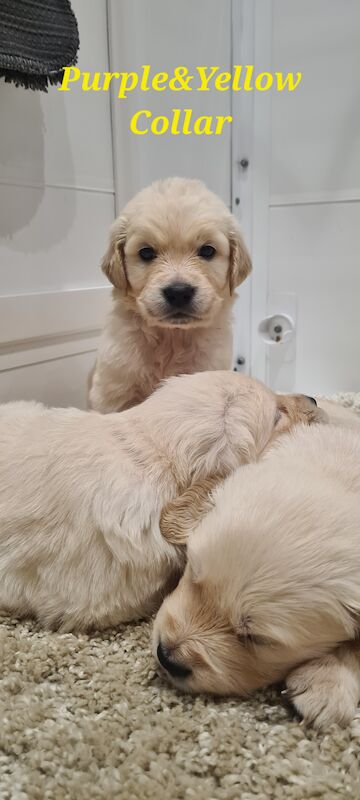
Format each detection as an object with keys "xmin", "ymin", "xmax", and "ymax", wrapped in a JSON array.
[{"xmin": 285, "ymin": 654, "xmax": 360, "ymax": 729}]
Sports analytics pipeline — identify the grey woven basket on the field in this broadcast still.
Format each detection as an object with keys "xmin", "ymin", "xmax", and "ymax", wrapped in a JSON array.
[{"xmin": 0, "ymin": 0, "xmax": 79, "ymax": 90}]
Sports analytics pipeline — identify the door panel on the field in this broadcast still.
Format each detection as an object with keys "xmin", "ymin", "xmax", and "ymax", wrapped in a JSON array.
[
  {"xmin": 268, "ymin": 202, "xmax": 360, "ymax": 393},
  {"xmin": 271, "ymin": 0, "xmax": 360, "ymax": 203},
  {"xmin": 251, "ymin": 0, "xmax": 360, "ymax": 392}
]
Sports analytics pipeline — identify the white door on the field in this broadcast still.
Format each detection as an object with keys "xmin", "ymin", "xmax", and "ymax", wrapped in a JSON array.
[
  {"xmin": 0, "ymin": 0, "xmax": 113, "ymax": 409},
  {"xmin": 108, "ymin": 0, "xmax": 251, "ymax": 369},
  {"xmin": 248, "ymin": 0, "xmax": 360, "ymax": 394}
]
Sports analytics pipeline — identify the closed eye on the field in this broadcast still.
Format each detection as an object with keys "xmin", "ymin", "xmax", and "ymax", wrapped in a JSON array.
[
  {"xmin": 198, "ymin": 244, "xmax": 216, "ymax": 260},
  {"xmin": 237, "ymin": 633, "xmax": 274, "ymax": 647}
]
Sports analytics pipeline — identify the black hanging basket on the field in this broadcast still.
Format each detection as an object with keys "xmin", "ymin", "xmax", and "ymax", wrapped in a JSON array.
[{"xmin": 0, "ymin": 0, "xmax": 79, "ymax": 91}]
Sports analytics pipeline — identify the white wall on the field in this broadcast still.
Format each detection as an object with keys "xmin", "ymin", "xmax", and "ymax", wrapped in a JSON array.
[
  {"xmin": 108, "ymin": 0, "xmax": 233, "ymax": 210},
  {"xmin": 0, "ymin": 0, "xmax": 114, "ymax": 408}
]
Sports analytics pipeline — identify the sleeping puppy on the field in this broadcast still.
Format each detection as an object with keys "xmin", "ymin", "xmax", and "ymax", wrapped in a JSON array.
[
  {"xmin": 88, "ymin": 177, "xmax": 251, "ymax": 413},
  {"xmin": 154, "ymin": 405, "xmax": 360, "ymax": 729},
  {"xmin": 0, "ymin": 373, "xmax": 319, "ymax": 633}
]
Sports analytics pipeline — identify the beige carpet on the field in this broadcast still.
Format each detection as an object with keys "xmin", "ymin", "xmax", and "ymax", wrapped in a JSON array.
[{"xmin": 1, "ymin": 395, "xmax": 360, "ymax": 800}]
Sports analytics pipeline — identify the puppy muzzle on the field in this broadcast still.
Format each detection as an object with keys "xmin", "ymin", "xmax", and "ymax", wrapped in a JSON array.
[{"xmin": 156, "ymin": 640, "xmax": 192, "ymax": 680}]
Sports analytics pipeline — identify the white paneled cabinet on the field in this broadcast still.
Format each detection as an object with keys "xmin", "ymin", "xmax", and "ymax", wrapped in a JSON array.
[
  {"xmin": 0, "ymin": 0, "xmax": 114, "ymax": 409},
  {"xmin": 0, "ymin": 0, "xmax": 114, "ymax": 192},
  {"xmin": 0, "ymin": 186, "xmax": 114, "ymax": 294},
  {"xmin": 0, "ymin": 351, "xmax": 97, "ymax": 409}
]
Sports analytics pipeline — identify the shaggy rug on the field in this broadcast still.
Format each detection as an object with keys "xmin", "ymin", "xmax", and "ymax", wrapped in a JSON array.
[{"xmin": 0, "ymin": 395, "xmax": 359, "ymax": 800}]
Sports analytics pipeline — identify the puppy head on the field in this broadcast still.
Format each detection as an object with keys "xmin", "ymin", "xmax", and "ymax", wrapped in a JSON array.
[
  {"xmin": 101, "ymin": 177, "xmax": 251, "ymax": 328},
  {"xmin": 153, "ymin": 374, "xmax": 325, "ymax": 538},
  {"xmin": 143, "ymin": 371, "xmax": 324, "ymax": 492},
  {"xmin": 154, "ymin": 495, "xmax": 357, "ymax": 696},
  {"xmin": 273, "ymin": 393, "xmax": 326, "ymax": 434}
]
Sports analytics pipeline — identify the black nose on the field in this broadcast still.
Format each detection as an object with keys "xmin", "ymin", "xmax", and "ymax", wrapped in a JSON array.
[
  {"xmin": 156, "ymin": 641, "xmax": 192, "ymax": 679},
  {"xmin": 162, "ymin": 282, "xmax": 196, "ymax": 309},
  {"xmin": 306, "ymin": 396, "xmax": 317, "ymax": 406}
]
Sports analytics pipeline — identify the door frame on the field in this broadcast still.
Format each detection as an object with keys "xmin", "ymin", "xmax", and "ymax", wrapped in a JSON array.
[{"xmin": 231, "ymin": 0, "xmax": 273, "ymax": 382}]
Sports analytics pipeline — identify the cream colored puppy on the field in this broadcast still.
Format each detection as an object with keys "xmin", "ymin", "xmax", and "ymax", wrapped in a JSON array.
[
  {"xmin": 154, "ymin": 406, "xmax": 360, "ymax": 728},
  {"xmin": 0, "ymin": 372, "xmax": 316, "ymax": 632},
  {"xmin": 89, "ymin": 177, "xmax": 251, "ymax": 413}
]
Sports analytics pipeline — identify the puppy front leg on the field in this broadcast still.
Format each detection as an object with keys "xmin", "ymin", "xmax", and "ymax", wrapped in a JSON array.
[
  {"xmin": 89, "ymin": 363, "xmax": 147, "ymax": 412},
  {"xmin": 285, "ymin": 642, "xmax": 360, "ymax": 729}
]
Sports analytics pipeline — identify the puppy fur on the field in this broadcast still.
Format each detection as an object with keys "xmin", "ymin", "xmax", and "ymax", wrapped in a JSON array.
[
  {"xmin": 88, "ymin": 177, "xmax": 251, "ymax": 413},
  {"xmin": 0, "ymin": 372, "xmax": 312, "ymax": 632},
  {"xmin": 154, "ymin": 405, "xmax": 360, "ymax": 728}
]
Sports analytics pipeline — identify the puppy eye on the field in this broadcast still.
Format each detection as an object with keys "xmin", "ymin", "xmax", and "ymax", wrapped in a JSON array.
[
  {"xmin": 139, "ymin": 246, "xmax": 156, "ymax": 262},
  {"xmin": 274, "ymin": 409, "xmax": 282, "ymax": 426},
  {"xmin": 198, "ymin": 245, "xmax": 216, "ymax": 260}
]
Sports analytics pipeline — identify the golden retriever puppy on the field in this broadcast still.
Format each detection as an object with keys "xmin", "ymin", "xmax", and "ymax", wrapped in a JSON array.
[
  {"xmin": 88, "ymin": 177, "xmax": 251, "ymax": 413},
  {"xmin": 0, "ymin": 373, "xmax": 318, "ymax": 634},
  {"xmin": 154, "ymin": 409, "xmax": 360, "ymax": 728}
]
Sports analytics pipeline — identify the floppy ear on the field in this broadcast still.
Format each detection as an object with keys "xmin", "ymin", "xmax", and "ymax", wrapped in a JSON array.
[
  {"xmin": 160, "ymin": 476, "xmax": 220, "ymax": 545},
  {"xmin": 228, "ymin": 220, "xmax": 252, "ymax": 295},
  {"xmin": 101, "ymin": 215, "xmax": 129, "ymax": 293}
]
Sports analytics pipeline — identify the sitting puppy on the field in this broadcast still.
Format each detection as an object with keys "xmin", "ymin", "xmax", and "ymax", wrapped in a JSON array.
[
  {"xmin": 88, "ymin": 177, "xmax": 251, "ymax": 413},
  {"xmin": 0, "ymin": 372, "xmax": 317, "ymax": 632},
  {"xmin": 154, "ymin": 404, "xmax": 360, "ymax": 728}
]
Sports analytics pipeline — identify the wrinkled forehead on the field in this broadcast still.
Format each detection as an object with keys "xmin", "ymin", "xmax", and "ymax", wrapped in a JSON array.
[{"xmin": 124, "ymin": 194, "xmax": 231, "ymax": 254}]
